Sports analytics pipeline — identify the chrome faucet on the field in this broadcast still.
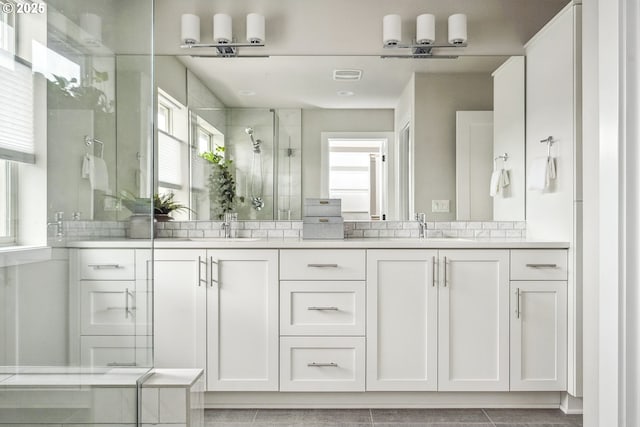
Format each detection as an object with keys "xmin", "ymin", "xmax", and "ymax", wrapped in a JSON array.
[
  {"xmin": 220, "ymin": 212, "xmax": 237, "ymax": 238},
  {"xmin": 415, "ymin": 212, "xmax": 427, "ymax": 238},
  {"xmin": 48, "ymin": 211, "xmax": 64, "ymax": 237}
]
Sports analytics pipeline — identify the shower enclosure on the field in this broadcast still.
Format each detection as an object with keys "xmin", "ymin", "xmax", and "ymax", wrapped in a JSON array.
[
  {"xmin": 189, "ymin": 106, "xmax": 303, "ymax": 221},
  {"xmin": 1, "ymin": 0, "xmax": 155, "ymax": 424}
]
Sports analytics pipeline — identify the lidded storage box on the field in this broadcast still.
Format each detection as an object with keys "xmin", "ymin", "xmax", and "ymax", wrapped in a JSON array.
[{"xmin": 303, "ymin": 198, "xmax": 343, "ymax": 240}]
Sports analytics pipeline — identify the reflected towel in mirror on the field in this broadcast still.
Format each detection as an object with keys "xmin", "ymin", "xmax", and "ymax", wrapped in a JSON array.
[
  {"xmin": 81, "ymin": 154, "xmax": 109, "ymax": 192},
  {"xmin": 528, "ymin": 156, "xmax": 556, "ymax": 191},
  {"xmin": 490, "ymin": 169, "xmax": 510, "ymax": 197}
]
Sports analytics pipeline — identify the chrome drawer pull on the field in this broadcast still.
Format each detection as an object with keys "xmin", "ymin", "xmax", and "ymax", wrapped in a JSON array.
[
  {"xmin": 307, "ymin": 306, "xmax": 339, "ymax": 311},
  {"xmin": 107, "ymin": 362, "xmax": 137, "ymax": 367},
  {"xmin": 307, "ymin": 362, "xmax": 338, "ymax": 367},
  {"xmin": 307, "ymin": 263, "xmax": 338, "ymax": 268},
  {"xmin": 88, "ymin": 264, "xmax": 124, "ymax": 269},
  {"xmin": 515, "ymin": 288, "xmax": 521, "ymax": 319},
  {"xmin": 525, "ymin": 263, "xmax": 558, "ymax": 268}
]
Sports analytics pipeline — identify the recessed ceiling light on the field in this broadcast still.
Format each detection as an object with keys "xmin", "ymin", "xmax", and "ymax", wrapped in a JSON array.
[
  {"xmin": 238, "ymin": 90, "xmax": 256, "ymax": 96},
  {"xmin": 337, "ymin": 90, "xmax": 355, "ymax": 97}
]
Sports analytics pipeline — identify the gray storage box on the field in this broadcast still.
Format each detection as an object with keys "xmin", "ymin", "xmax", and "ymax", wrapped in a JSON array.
[
  {"xmin": 304, "ymin": 198, "xmax": 342, "ymax": 217},
  {"xmin": 303, "ymin": 216, "xmax": 344, "ymax": 240}
]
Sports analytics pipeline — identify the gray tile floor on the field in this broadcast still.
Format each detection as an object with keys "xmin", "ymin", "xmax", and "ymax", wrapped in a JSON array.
[{"xmin": 205, "ymin": 408, "xmax": 583, "ymax": 426}]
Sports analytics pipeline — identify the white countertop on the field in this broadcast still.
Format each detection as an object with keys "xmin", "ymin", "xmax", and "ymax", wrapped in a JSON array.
[{"xmin": 65, "ymin": 237, "xmax": 570, "ymax": 249}]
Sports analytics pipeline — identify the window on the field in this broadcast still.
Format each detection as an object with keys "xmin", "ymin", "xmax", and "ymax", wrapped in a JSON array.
[
  {"xmin": 157, "ymin": 102, "xmax": 171, "ymax": 134},
  {"xmin": 157, "ymin": 89, "xmax": 190, "ymax": 219},
  {"xmin": 196, "ymin": 126, "xmax": 212, "ymax": 154},
  {"xmin": 0, "ymin": 1, "xmax": 16, "ymax": 56}
]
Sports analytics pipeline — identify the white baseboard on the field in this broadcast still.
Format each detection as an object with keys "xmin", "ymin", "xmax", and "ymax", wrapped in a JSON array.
[
  {"xmin": 560, "ymin": 392, "xmax": 583, "ymax": 414},
  {"xmin": 205, "ymin": 391, "xmax": 562, "ymax": 409}
]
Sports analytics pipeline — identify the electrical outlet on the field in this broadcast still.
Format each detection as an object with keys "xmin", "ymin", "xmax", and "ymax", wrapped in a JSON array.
[{"xmin": 431, "ymin": 199, "xmax": 450, "ymax": 213}]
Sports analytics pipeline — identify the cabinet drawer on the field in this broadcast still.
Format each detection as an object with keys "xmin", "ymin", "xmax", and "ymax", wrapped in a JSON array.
[
  {"xmin": 280, "ymin": 336, "xmax": 365, "ymax": 392},
  {"xmin": 280, "ymin": 250, "xmax": 365, "ymax": 281},
  {"xmin": 80, "ymin": 336, "xmax": 151, "ymax": 368},
  {"xmin": 510, "ymin": 250, "xmax": 568, "ymax": 281},
  {"xmin": 81, "ymin": 282, "xmax": 137, "ymax": 335},
  {"xmin": 280, "ymin": 281, "xmax": 365, "ymax": 336},
  {"xmin": 80, "ymin": 336, "xmax": 135, "ymax": 367},
  {"xmin": 79, "ymin": 249, "xmax": 135, "ymax": 280}
]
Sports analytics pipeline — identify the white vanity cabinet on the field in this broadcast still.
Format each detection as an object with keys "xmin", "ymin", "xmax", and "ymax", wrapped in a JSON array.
[
  {"xmin": 510, "ymin": 250, "xmax": 568, "ymax": 391},
  {"xmin": 367, "ymin": 249, "xmax": 509, "ymax": 392},
  {"xmin": 152, "ymin": 249, "xmax": 207, "ymax": 371},
  {"xmin": 366, "ymin": 250, "xmax": 438, "ymax": 391},
  {"xmin": 73, "ymin": 248, "xmax": 148, "ymax": 368},
  {"xmin": 437, "ymin": 250, "xmax": 510, "ymax": 391},
  {"xmin": 207, "ymin": 249, "xmax": 279, "ymax": 391},
  {"xmin": 152, "ymin": 249, "xmax": 279, "ymax": 392},
  {"xmin": 279, "ymin": 250, "xmax": 366, "ymax": 392}
]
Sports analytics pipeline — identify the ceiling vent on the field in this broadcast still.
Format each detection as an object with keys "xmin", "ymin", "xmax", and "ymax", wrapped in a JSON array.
[{"xmin": 333, "ymin": 69, "xmax": 362, "ymax": 81}]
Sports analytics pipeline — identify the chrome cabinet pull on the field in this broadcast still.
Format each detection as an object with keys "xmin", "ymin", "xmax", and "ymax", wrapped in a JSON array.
[
  {"xmin": 307, "ymin": 263, "xmax": 338, "ymax": 268},
  {"xmin": 88, "ymin": 264, "xmax": 124, "ymax": 269},
  {"xmin": 210, "ymin": 257, "xmax": 219, "ymax": 287},
  {"xmin": 125, "ymin": 287, "xmax": 130, "ymax": 319},
  {"xmin": 516, "ymin": 288, "xmax": 521, "ymax": 319},
  {"xmin": 307, "ymin": 362, "xmax": 338, "ymax": 367},
  {"xmin": 107, "ymin": 362, "xmax": 137, "ymax": 367},
  {"xmin": 525, "ymin": 263, "xmax": 558, "ymax": 268},
  {"xmin": 198, "ymin": 256, "xmax": 207, "ymax": 287},
  {"xmin": 443, "ymin": 256, "xmax": 448, "ymax": 287},
  {"xmin": 307, "ymin": 306, "xmax": 339, "ymax": 311},
  {"xmin": 432, "ymin": 256, "xmax": 436, "ymax": 287}
]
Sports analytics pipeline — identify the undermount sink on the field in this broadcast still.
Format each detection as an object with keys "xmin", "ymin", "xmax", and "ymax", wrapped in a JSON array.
[
  {"xmin": 382, "ymin": 237, "xmax": 475, "ymax": 242},
  {"xmin": 188, "ymin": 237, "xmax": 260, "ymax": 242}
]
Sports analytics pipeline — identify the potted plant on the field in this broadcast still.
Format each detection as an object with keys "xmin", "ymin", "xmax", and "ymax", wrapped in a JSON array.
[
  {"xmin": 48, "ymin": 68, "xmax": 114, "ymax": 113},
  {"xmin": 200, "ymin": 145, "xmax": 244, "ymax": 220},
  {"xmin": 154, "ymin": 192, "xmax": 191, "ymax": 221},
  {"xmin": 116, "ymin": 190, "xmax": 152, "ymax": 215}
]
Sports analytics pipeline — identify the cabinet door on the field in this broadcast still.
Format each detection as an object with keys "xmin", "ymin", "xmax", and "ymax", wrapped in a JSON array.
[
  {"xmin": 438, "ymin": 250, "xmax": 509, "ymax": 391},
  {"xmin": 207, "ymin": 249, "xmax": 279, "ymax": 391},
  {"xmin": 366, "ymin": 250, "xmax": 438, "ymax": 391},
  {"xmin": 510, "ymin": 281, "xmax": 567, "ymax": 391},
  {"xmin": 153, "ymin": 249, "xmax": 207, "ymax": 371}
]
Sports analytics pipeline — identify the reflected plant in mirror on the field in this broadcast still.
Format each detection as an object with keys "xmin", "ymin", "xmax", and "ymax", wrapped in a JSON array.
[
  {"xmin": 153, "ymin": 192, "xmax": 191, "ymax": 221},
  {"xmin": 200, "ymin": 145, "xmax": 244, "ymax": 219}
]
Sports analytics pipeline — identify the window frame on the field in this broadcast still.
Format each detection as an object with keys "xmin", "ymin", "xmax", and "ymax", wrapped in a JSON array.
[{"xmin": 0, "ymin": 160, "xmax": 18, "ymax": 245}]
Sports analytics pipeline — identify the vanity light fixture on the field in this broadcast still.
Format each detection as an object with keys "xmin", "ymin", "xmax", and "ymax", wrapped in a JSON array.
[
  {"xmin": 180, "ymin": 13, "xmax": 268, "ymax": 58},
  {"xmin": 381, "ymin": 13, "xmax": 468, "ymax": 59}
]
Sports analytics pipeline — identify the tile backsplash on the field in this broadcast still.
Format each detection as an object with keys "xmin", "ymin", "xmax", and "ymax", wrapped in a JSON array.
[{"xmin": 61, "ymin": 220, "xmax": 526, "ymax": 241}]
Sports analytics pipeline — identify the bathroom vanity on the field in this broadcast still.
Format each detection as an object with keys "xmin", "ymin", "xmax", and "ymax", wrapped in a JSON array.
[{"xmin": 68, "ymin": 237, "xmax": 570, "ymax": 409}]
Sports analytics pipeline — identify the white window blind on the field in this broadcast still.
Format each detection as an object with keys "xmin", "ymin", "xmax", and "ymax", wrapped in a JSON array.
[
  {"xmin": 0, "ymin": 56, "xmax": 35, "ymax": 163},
  {"xmin": 158, "ymin": 130, "xmax": 184, "ymax": 189}
]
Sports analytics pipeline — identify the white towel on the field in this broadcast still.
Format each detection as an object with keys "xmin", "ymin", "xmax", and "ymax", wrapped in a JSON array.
[
  {"xmin": 489, "ymin": 170, "xmax": 501, "ymax": 197},
  {"xmin": 490, "ymin": 169, "xmax": 511, "ymax": 197},
  {"xmin": 81, "ymin": 154, "xmax": 109, "ymax": 192},
  {"xmin": 500, "ymin": 169, "xmax": 510, "ymax": 189},
  {"xmin": 528, "ymin": 156, "xmax": 556, "ymax": 191}
]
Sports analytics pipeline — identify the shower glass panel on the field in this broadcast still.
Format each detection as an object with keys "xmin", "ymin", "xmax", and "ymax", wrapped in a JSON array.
[
  {"xmin": 0, "ymin": 1, "xmax": 154, "ymax": 425},
  {"xmin": 188, "ymin": 107, "xmax": 302, "ymax": 221}
]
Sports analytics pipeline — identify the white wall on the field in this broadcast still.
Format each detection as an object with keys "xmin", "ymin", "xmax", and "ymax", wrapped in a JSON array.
[
  {"xmin": 492, "ymin": 56, "xmax": 525, "ymax": 221},
  {"xmin": 394, "ymin": 75, "xmax": 415, "ymax": 220},
  {"xmin": 302, "ymin": 109, "xmax": 394, "ymax": 199},
  {"xmin": 413, "ymin": 73, "xmax": 494, "ymax": 221}
]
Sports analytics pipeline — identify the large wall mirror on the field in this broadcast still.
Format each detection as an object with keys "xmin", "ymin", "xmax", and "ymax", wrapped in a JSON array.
[{"xmin": 154, "ymin": 54, "xmax": 525, "ymax": 222}]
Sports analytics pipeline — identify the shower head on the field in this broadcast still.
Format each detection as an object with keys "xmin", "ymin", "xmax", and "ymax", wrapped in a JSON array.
[{"xmin": 245, "ymin": 127, "xmax": 254, "ymax": 135}]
